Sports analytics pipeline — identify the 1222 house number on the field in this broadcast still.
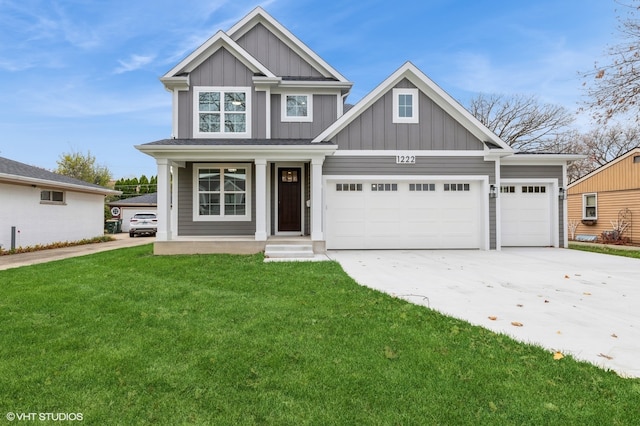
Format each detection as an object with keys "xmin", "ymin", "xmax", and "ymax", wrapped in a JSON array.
[{"xmin": 396, "ymin": 155, "xmax": 416, "ymax": 164}]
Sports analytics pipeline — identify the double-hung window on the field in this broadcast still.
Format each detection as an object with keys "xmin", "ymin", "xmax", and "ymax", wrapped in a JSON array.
[
  {"xmin": 392, "ymin": 88, "xmax": 419, "ymax": 123},
  {"xmin": 193, "ymin": 164, "xmax": 251, "ymax": 221},
  {"xmin": 40, "ymin": 190, "xmax": 65, "ymax": 204},
  {"xmin": 282, "ymin": 94, "xmax": 312, "ymax": 122},
  {"xmin": 194, "ymin": 87, "xmax": 251, "ymax": 138},
  {"xmin": 583, "ymin": 193, "xmax": 597, "ymax": 219}
]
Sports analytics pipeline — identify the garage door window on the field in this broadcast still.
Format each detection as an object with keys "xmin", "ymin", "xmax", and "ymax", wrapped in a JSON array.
[
  {"xmin": 336, "ymin": 183, "xmax": 362, "ymax": 191},
  {"xmin": 409, "ymin": 183, "xmax": 436, "ymax": 192},
  {"xmin": 501, "ymin": 186, "xmax": 515, "ymax": 193},
  {"xmin": 583, "ymin": 193, "xmax": 597, "ymax": 219},
  {"xmin": 444, "ymin": 183, "xmax": 470, "ymax": 191},
  {"xmin": 522, "ymin": 186, "xmax": 546, "ymax": 194},
  {"xmin": 371, "ymin": 183, "xmax": 398, "ymax": 192}
]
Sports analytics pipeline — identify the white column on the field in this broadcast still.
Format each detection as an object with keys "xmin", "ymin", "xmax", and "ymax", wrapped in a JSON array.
[
  {"xmin": 494, "ymin": 158, "xmax": 501, "ymax": 251},
  {"xmin": 171, "ymin": 165, "xmax": 179, "ymax": 237},
  {"xmin": 254, "ymin": 159, "xmax": 267, "ymax": 241},
  {"xmin": 310, "ymin": 158, "xmax": 324, "ymax": 241},
  {"xmin": 156, "ymin": 158, "xmax": 172, "ymax": 241}
]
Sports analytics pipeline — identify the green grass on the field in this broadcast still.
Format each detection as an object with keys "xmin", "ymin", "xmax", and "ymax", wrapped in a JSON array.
[
  {"xmin": 1, "ymin": 245, "xmax": 639, "ymax": 425},
  {"xmin": 569, "ymin": 243, "xmax": 640, "ymax": 259}
]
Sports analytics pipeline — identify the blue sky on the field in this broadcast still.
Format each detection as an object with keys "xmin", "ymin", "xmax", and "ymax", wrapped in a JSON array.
[{"xmin": 0, "ymin": 0, "xmax": 619, "ymax": 179}]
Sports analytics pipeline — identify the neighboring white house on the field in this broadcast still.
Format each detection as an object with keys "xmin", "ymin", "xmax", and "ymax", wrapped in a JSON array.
[
  {"xmin": 108, "ymin": 193, "xmax": 158, "ymax": 232},
  {"xmin": 0, "ymin": 156, "xmax": 120, "ymax": 250}
]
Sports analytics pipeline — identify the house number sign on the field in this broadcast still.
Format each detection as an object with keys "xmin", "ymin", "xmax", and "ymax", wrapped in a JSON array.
[{"xmin": 396, "ymin": 154, "xmax": 416, "ymax": 164}]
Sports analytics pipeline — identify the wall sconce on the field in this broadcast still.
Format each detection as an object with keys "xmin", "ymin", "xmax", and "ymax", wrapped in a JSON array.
[
  {"xmin": 559, "ymin": 187, "xmax": 566, "ymax": 200},
  {"xmin": 489, "ymin": 184, "xmax": 497, "ymax": 198}
]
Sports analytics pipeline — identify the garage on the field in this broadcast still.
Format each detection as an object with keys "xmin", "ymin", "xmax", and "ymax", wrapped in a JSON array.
[
  {"xmin": 325, "ymin": 179, "xmax": 484, "ymax": 249},
  {"xmin": 500, "ymin": 182, "xmax": 553, "ymax": 246}
]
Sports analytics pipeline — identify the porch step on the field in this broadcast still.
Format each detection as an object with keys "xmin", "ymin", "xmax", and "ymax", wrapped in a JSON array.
[{"xmin": 264, "ymin": 243, "xmax": 315, "ymax": 259}]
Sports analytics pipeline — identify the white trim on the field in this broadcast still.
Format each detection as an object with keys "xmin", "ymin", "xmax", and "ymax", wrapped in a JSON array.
[
  {"xmin": 392, "ymin": 88, "xmax": 419, "ymax": 124},
  {"xmin": 281, "ymin": 93, "xmax": 313, "ymax": 122},
  {"xmin": 331, "ymin": 150, "xmax": 486, "ymax": 157},
  {"xmin": 313, "ymin": 62, "xmax": 512, "ymax": 152},
  {"xmin": 192, "ymin": 163, "xmax": 253, "ymax": 222},
  {"xmin": 323, "ymin": 174, "xmax": 490, "ymax": 250},
  {"xmin": 0, "ymin": 173, "xmax": 119, "ymax": 196},
  {"xmin": 500, "ymin": 178, "xmax": 560, "ymax": 248},
  {"xmin": 568, "ymin": 147, "xmax": 640, "ymax": 188},
  {"xmin": 494, "ymin": 158, "xmax": 501, "ymax": 250},
  {"xmin": 275, "ymin": 163, "xmax": 305, "ymax": 235},
  {"xmin": 192, "ymin": 86, "xmax": 252, "ymax": 139},
  {"xmin": 582, "ymin": 193, "xmax": 598, "ymax": 220}
]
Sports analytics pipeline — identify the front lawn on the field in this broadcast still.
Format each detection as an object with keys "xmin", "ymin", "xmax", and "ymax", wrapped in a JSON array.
[
  {"xmin": 1, "ymin": 245, "xmax": 639, "ymax": 424},
  {"xmin": 569, "ymin": 242, "xmax": 640, "ymax": 259}
]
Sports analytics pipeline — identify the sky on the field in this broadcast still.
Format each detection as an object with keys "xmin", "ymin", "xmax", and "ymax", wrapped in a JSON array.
[{"xmin": 0, "ymin": 0, "xmax": 621, "ymax": 179}]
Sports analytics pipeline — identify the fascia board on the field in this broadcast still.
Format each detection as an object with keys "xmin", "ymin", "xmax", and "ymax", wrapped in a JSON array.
[
  {"xmin": 162, "ymin": 31, "xmax": 275, "ymax": 80},
  {"xmin": 227, "ymin": 7, "xmax": 350, "ymax": 83},
  {"xmin": 501, "ymin": 154, "xmax": 586, "ymax": 165},
  {"xmin": 135, "ymin": 144, "xmax": 338, "ymax": 161},
  {"xmin": 0, "ymin": 173, "xmax": 121, "ymax": 196},
  {"xmin": 568, "ymin": 147, "xmax": 640, "ymax": 188}
]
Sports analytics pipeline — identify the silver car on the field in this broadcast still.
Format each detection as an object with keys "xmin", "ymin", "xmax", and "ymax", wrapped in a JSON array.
[{"xmin": 129, "ymin": 212, "xmax": 157, "ymax": 237}]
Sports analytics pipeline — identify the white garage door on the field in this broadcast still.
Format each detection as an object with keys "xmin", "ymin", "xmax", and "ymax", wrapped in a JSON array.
[
  {"xmin": 326, "ymin": 180, "xmax": 482, "ymax": 249},
  {"xmin": 500, "ymin": 184, "xmax": 552, "ymax": 246}
]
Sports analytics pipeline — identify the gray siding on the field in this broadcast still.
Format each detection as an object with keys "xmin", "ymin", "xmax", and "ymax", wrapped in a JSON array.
[
  {"xmin": 271, "ymin": 94, "xmax": 337, "ymax": 139},
  {"xmin": 330, "ymin": 79, "xmax": 483, "ymax": 151},
  {"xmin": 501, "ymin": 164, "xmax": 565, "ymax": 247},
  {"xmin": 177, "ymin": 48, "xmax": 263, "ymax": 138},
  {"xmin": 236, "ymin": 23, "xmax": 323, "ymax": 78},
  {"xmin": 324, "ymin": 156, "xmax": 497, "ymax": 248},
  {"xmin": 177, "ymin": 162, "xmax": 256, "ymax": 236}
]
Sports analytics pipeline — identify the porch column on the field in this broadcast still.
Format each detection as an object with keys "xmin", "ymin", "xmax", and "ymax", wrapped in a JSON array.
[
  {"xmin": 156, "ymin": 158, "xmax": 172, "ymax": 241},
  {"xmin": 254, "ymin": 159, "xmax": 267, "ymax": 241},
  {"xmin": 310, "ymin": 158, "xmax": 324, "ymax": 241}
]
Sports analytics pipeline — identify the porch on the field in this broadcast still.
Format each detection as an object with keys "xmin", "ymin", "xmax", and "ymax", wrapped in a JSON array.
[{"xmin": 153, "ymin": 235, "xmax": 326, "ymax": 256}]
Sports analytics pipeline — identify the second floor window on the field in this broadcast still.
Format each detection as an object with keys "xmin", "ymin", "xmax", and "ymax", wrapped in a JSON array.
[
  {"xmin": 194, "ymin": 87, "xmax": 250, "ymax": 138},
  {"xmin": 282, "ymin": 94, "xmax": 312, "ymax": 122}
]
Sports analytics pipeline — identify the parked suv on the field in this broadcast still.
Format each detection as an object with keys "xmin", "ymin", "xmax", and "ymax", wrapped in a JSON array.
[{"xmin": 129, "ymin": 212, "xmax": 157, "ymax": 237}]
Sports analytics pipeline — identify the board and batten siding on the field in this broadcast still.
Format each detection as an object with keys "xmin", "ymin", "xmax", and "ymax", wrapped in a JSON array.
[
  {"xmin": 323, "ymin": 156, "xmax": 497, "ymax": 249},
  {"xmin": 501, "ymin": 164, "xmax": 566, "ymax": 247},
  {"xmin": 177, "ymin": 163, "xmax": 256, "ymax": 236},
  {"xmin": 177, "ymin": 48, "xmax": 264, "ymax": 139},
  {"xmin": 235, "ymin": 23, "xmax": 324, "ymax": 78},
  {"xmin": 329, "ymin": 79, "xmax": 483, "ymax": 151},
  {"xmin": 271, "ymin": 94, "xmax": 337, "ymax": 139}
]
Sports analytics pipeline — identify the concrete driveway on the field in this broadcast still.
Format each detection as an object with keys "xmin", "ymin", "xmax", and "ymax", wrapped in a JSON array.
[{"xmin": 327, "ymin": 248, "xmax": 640, "ymax": 378}]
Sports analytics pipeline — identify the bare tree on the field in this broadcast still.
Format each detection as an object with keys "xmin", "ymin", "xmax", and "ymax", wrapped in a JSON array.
[
  {"xmin": 468, "ymin": 93, "xmax": 574, "ymax": 152},
  {"xmin": 582, "ymin": 1, "xmax": 640, "ymax": 123}
]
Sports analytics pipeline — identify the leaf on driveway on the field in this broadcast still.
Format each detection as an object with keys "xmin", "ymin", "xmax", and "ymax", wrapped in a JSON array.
[
  {"xmin": 598, "ymin": 353, "xmax": 614, "ymax": 360},
  {"xmin": 553, "ymin": 351, "xmax": 564, "ymax": 360},
  {"xmin": 583, "ymin": 292, "xmax": 592, "ymax": 296},
  {"xmin": 511, "ymin": 321, "xmax": 523, "ymax": 327},
  {"xmin": 488, "ymin": 316, "xmax": 497, "ymax": 321},
  {"xmin": 611, "ymin": 333, "xmax": 618, "ymax": 338},
  {"xmin": 564, "ymin": 275, "xmax": 570, "ymax": 279}
]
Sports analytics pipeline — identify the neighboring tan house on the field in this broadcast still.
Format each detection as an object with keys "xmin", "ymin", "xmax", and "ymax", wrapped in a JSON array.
[
  {"xmin": 567, "ymin": 147, "xmax": 640, "ymax": 244},
  {"xmin": 136, "ymin": 7, "xmax": 581, "ymax": 255},
  {"xmin": 0, "ymin": 156, "xmax": 120, "ymax": 250},
  {"xmin": 107, "ymin": 193, "xmax": 158, "ymax": 232}
]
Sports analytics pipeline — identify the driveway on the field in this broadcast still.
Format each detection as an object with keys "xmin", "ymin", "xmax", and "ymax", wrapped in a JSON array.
[{"xmin": 327, "ymin": 248, "xmax": 640, "ymax": 378}]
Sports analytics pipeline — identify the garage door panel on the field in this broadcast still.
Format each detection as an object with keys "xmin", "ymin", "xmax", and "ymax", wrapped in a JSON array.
[
  {"xmin": 501, "ymin": 184, "xmax": 552, "ymax": 246},
  {"xmin": 326, "ymin": 180, "xmax": 481, "ymax": 249}
]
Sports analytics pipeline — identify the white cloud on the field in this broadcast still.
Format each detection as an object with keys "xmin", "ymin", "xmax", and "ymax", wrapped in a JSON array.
[{"xmin": 114, "ymin": 54, "xmax": 156, "ymax": 74}]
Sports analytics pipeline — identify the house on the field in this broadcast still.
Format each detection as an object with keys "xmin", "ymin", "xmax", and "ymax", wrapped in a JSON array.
[
  {"xmin": 107, "ymin": 193, "xmax": 158, "ymax": 233},
  {"xmin": 0, "ymin": 156, "xmax": 120, "ymax": 250},
  {"xmin": 136, "ymin": 7, "xmax": 580, "ymax": 255},
  {"xmin": 567, "ymin": 147, "xmax": 640, "ymax": 244}
]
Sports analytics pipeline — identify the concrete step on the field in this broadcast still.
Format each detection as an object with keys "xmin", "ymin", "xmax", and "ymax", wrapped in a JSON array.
[{"xmin": 264, "ymin": 244, "xmax": 315, "ymax": 259}]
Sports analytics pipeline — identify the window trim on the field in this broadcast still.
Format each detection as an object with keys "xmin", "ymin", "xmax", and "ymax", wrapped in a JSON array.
[
  {"xmin": 40, "ymin": 189, "xmax": 65, "ymax": 205},
  {"xmin": 392, "ymin": 88, "xmax": 419, "ymax": 124},
  {"xmin": 193, "ymin": 86, "xmax": 251, "ymax": 139},
  {"xmin": 582, "ymin": 193, "xmax": 597, "ymax": 220},
  {"xmin": 281, "ymin": 93, "xmax": 313, "ymax": 122},
  {"xmin": 192, "ymin": 163, "xmax": 252, "ymax": 222}
]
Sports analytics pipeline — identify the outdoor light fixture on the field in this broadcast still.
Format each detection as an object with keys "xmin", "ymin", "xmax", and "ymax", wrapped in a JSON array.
[
  {"xmin": 489, "ymin": 184, "xmax": 497, "ymax": 198},
  {"xmin": 559, "ymin": 187, "xmax": 566, "ymax": 200}
]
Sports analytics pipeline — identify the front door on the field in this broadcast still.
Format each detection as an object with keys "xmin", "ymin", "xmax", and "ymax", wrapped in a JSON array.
[{"xmin": 278, "ymin": 167, "xmax": 302, "ymax": 232}]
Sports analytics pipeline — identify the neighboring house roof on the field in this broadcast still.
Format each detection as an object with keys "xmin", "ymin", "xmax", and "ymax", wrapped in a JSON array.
[
  {"xmin": 108, "ymin": 192, "xmax": 157, "ymax": 207},
  {"xmin": 312, "ymin": 62, "xmax": 513, "ymax": 152},
  {"xmin": 568, "ymin": 146, "xmax": 640, "ymax": 189},
  {"xmin": 0, "ymin": 156, "xmax": 120, "ymax": 196}
]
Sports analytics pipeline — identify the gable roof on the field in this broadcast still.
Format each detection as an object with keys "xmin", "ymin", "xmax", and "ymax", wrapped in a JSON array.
[
  {"xmin": 227, "ymin": 7, "xmax": 350, "ymax": 83},
  {"xmin": 162, "ymin": 30, "xmax": 276, "ymax": 83},
  {"xmin": 109, "ymin": 192, "xmax": 157, "ymax": 206},
  {"xmin": 313, "ymin": 61, "xmax": 513, "ymax": 152},
  {"xmin": 568, "ymin": 146, "xmax": 640, "ymax": 189},
  {"xmin": 0, "ymin": 156, "xmax": 120, "ymax": 195}
]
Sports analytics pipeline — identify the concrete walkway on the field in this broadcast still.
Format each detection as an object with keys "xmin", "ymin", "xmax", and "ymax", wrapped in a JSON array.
[
  {"xmin": 328, "ymin": 248, "xmax": 640, "ymax": 378},
  {"xmin": 0, "ymin": 233, "xmax": 152, "ymax": 271}
]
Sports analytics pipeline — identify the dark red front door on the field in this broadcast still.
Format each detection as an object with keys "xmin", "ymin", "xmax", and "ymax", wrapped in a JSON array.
[{"xmin": 278, "ymin": 168, "xmax": 301, "ymax": 232}]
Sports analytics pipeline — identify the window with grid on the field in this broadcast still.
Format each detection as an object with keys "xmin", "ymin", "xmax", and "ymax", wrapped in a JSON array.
[
  {"xmin": 282, "ymin": 94, "xmax": 312, "ymax": 122},
  {"xmin": 194, "ymin": 165, "xmax": 250, "ymax": 221},
  {"xmin": 194, "ymin": 87, "xmax": 250, "ymax": 137}
]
